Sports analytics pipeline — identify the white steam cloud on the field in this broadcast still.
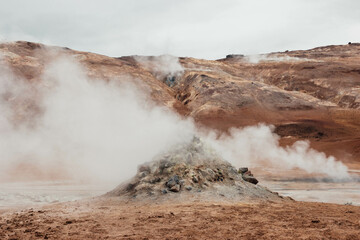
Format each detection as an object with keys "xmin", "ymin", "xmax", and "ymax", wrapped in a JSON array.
[
  {"xmin": 0, "ymin": 53, "xmax": 350, "ymax": 186},
  {"xmin": 244, "ymin": 54, "xmax": 313, "ymax": 64},
  {"xmin": 134, "ymin": 55, "xmax": 183, "ymax": 86},
  {"xmin": 207, "ymin": 125, "xmax": 350, "ymax": 179},
  {"xmin": 0, "ymin": 54, "xmax": 194, "ymax": 184}
]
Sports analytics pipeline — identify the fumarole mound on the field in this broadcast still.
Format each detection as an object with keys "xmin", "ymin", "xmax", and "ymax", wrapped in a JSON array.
[{"xmin": 108, "ymin": 137, "xmax": 288, "ymax": 202}]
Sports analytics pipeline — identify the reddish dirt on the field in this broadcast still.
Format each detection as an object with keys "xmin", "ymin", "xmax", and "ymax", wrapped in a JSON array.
[{"xmin": 1, "ymin": 198, "xmax": 360, "ymax": 240}]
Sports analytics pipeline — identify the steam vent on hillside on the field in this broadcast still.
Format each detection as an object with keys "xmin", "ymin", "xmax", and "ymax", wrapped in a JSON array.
[{"xmin": 108, "ymin": 137, "xmax": 288, "ymax": 202}]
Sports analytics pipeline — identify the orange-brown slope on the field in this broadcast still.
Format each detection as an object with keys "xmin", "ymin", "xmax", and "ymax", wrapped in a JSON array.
[
  {"xmin": 1, "ymin": 41, "xmax": 359, "ymax": 164},
  {"xmin": 168, "ymin": 46, "xmax": 360, "ymax": 163},
  {"xmin": 0, "ymin": 41, "xmax": 185, "ymax": 112},
  {"xmin": 219, "ymin": 44, "xmax": 360, "ymax": 108}
]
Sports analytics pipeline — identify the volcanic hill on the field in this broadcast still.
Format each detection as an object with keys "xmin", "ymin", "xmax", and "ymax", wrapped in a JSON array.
[{"xmin": 108, "ymin": 137, "xmax": 285, "ymax": 202}]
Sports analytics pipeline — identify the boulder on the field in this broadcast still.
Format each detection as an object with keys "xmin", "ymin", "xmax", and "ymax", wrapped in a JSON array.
[
  {"xmin": 166, "ymin": 175, "xmax": 180, "ymax": 188},
  {"xmin": 166, "ymin": 175, "xmax": 183, "ymax": 192},
  {"xmin": 242, "ymin": 173, "xmax": 259, "ymax": 185},
  {"xmin": 238, "ymin": 167, "xmax": 248, "ymax": 174}
]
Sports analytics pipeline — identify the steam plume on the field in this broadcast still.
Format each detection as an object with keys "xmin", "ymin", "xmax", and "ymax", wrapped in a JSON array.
[
  {"xmin": 0, "ymin": 53, "xmax": 350, "ymax": 186},
  {"xmin": 206, "ymin": 125, "xmax": 350, "ymax": 179}
]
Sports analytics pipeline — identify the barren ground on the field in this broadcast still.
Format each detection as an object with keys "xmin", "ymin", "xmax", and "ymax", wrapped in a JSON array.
[{"xmin": 1, "ymin": 198, "xmax": 360, "ymax": 240}]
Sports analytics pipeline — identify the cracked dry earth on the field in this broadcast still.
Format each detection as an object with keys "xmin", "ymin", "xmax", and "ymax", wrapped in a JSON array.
[{"xmin": 1, "ymin": 198, "xmax": 360, "ymax": 240}]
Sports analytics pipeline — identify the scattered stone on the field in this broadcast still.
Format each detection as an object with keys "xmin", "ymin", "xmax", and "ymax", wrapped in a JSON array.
[
  {"xmin": 159, "ymin": 159, "xmax": 174, "ymax": 171},
  {"xmin": 149, "ymin": 177, "xmax": 161, "ymax": 184},
  {"xmin": 139, "ymin": 171, "xmax": 148, "ymax": 178},
  {"xmin": 169, "ymin": 184, "xmax": 181, "ymax": 192},
  {"xmin": 166, "ymin": 175, "xmax": 180, "ymax": 188},
  {"xmin": 126, "ymin": 183, "xmax": 137, "ymax": 192},
  {"xmin": 238, "ymin": 167, "xmax": 248, "ymax": 174},
  {"xmin": 185, "ymin": 186, "xmax": 192, "ymax": 191},
  {"xmin": 162, "ymin": 189, "xmax": 168, "ymax": 194},
  {"xmin": 242, "ymin": 173, "xmax": 259, "ymax": 185},
  {"xmin": 165, "ymin": 175, "xmax": 183, "ymax": 192}
]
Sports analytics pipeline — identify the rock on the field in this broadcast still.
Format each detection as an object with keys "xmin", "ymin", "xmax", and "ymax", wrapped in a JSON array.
[
  {"xmin": 238, "ymin": 167, "xmax": 248, "ymax": 174},
  {"xmin": 166, "ymin": 175, "xmax": 180, "ymax": 188},
  {"xmin": 228, "ymin": 166, "xmax": 238, "ymax": 175},
  {"xmin": 162, "ymin": 189, "xmax": 168, "ymax": 194},
  {"xmin": 206, "ymin": 168, "xmax": 216, "ymax": 180},
  {"xmin": 169, "ymin": 184, "xmax": 181, "ymax": 192},
  {"xmin": 126, "ymin": 183, "xmax": 137, "ymax": 192},
  {"xmin": 226, "ymin": 54, "xmax": 245, "ymax": 59},
  {"xmin": 148, "ymin": 177, "xmax": 161, "ymax": 184},
  {"xmin": 166, "ymin": 175, "xmax": 182, "ymax": 192},
  {"xmin": 242, "ymin": 173, "xmax": 258, "ymax": 185},
  {"xmin": 192, "ymin": 175, "xmax": 199, "ymax": 183},
  {"xmin": 185, "ymin": 186, "xmax": 192, "ymax": 191},
  {"xmin": 165, "ymin": 75, "xmax": 176, "ymax": 87},
  {"xmin": 138, "ymin": 171, "xmax": 148, "ymax": 178},
  {"xmin": 159, "ymin": 159, "xmax": 175, "ymax": 171}
]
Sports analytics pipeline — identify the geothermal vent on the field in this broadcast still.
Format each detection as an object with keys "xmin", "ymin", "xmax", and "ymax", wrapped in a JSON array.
[{"xmin": 108, "ymin": 137, "xmax": 287, "ymax": 202}]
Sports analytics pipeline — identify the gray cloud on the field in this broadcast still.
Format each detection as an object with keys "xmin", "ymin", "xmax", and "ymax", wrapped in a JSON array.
[{"xmin": 0, "ymin": 0, "xmax": 359, "ymax": 59}]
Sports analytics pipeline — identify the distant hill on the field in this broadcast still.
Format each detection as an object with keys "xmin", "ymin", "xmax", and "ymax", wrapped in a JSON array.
[{"xmin": 1, "ymin": 41, "xmax": 359, "ymax": 164}]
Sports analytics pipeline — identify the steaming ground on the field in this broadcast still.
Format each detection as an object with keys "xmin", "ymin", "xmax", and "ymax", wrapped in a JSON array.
[
  {"xmin": 0, "ymin": 52, "xmax": 356, "ymax": 207},
  {"xmin": 0, "ymin": 54, "xmax": 195, "ymax": 184}
]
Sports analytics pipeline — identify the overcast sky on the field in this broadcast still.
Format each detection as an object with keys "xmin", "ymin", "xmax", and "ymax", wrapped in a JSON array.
[{"xmin": 0, "ymin": 0, "xmax": 359, "ymax": 59}]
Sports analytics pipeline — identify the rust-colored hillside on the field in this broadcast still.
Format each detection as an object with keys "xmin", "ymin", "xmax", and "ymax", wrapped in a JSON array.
[{"xmin": 1, "ymin": 41, "xmax": 359, "ymax": 165}]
